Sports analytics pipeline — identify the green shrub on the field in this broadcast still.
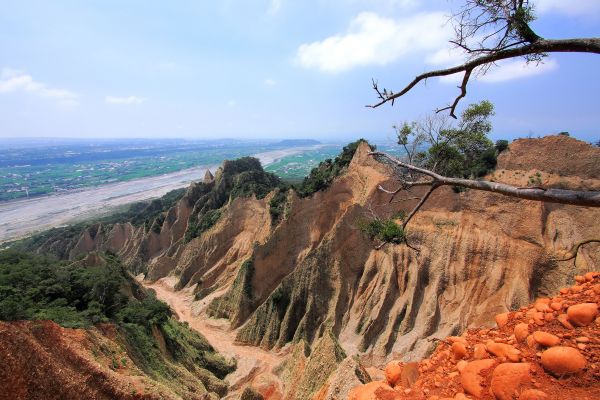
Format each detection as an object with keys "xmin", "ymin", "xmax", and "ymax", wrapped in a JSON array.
[
  {"xmin": 0, "ymin": 249, "xmax": 234, "ymax": 396},
  {"xmin": 357, "ymin": 218, "xmax": 406, "ymax": 245},
  {"xmin": 495, "ymin": 139, "xmax": 509, "ymax": 153},
  {"xmin": 296, "ymin": 139, "xmax": 374, "ymax": 197},
  {"xmin": 269, "ymin": 190, "xmax": 289, "ymax": 225}
]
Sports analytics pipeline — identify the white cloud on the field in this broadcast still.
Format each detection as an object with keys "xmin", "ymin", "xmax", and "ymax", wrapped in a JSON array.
[
  {"xmin": 105, "ymin": 95, "xmax": 146, "ymax": 105},
  {"xmin": 438, "ymin": 59, "xmax": 558, "ymax": 84},
  {"xmin": 227, "ymin": 99, "xmax": 236, "ymax": 107},
  {"xmin": 264, "ymin": 78, "xmax": 277, "ymax": 86},
  {"xmin": 426, "ymin": 47, "xmax": 468, "ymax": 67},
  {"xmin": 536, "ymin": 0, "xmax": 600, "ymax": 17},
  {"xmin": 296, "ymin": 11, "xmax": 450, "ymax": 72},
  {"xmin": 0, "ymin": 68, "xmax": 79, "ymax": 107},
  {"xmin": 478, "ymin": 59, "xmax": 558, "ymax": 83}
]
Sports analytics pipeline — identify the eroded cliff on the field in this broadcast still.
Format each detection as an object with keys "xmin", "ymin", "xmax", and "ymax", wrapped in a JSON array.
[{"xmin": 24, "ymin": 135, "xmax": 600, "ymax": 399}]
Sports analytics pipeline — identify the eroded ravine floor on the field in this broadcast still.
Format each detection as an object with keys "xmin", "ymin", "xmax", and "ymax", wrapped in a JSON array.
[{"xmin": 143, "ymin": 276, "xmax": 287, "ymax": 398}]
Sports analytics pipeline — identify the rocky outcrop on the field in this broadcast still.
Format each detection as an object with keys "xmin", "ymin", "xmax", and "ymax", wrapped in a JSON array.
[{"xmin": 349, "ymin": 271, "xmax": 600, "ymax": 399}]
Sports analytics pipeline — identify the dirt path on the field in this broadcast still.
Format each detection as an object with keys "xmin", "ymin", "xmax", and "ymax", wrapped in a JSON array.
[{"xmin": 143, "ymin": 277, "xmax": 286, "ymax": 395}]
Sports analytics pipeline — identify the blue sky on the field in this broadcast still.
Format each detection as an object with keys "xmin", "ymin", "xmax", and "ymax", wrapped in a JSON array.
[{"xmin": 0, "ymin": 0, "xmax": 599, "ymax": 142}]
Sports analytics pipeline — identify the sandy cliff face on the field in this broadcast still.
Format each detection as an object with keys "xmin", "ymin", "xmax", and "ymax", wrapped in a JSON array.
[{"xmin": 58, "ymin": 136, "xmax": 600, "ymax": 399}]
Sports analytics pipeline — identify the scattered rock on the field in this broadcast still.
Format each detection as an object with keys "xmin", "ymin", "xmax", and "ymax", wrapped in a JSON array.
[
  {"xmin": 456, "ymin": 360, "xmax": 468, "ymax": 373},
  {"xmin": 496, "ymin": 312, "xmax": 509, "ymax": 328},
  {"xmin": 460, "ymin": 359, "xmax": 496, "ymax": 398},
  {"xmin": 514, "ymin": 323, "xmax": 529, "ymax": 342},
  {"xmin": 490, "ymin": 362, "xmax": 531, "ymax": 400},
  {"xmin": 532, "ymin": 331, "xmax": 560, "ymax": 347},
  {"xmin": 584, "ymin": 272, "xmax": 599, "ymax": 281},
  {"xmin": 540, "ymin": 346, "xmax": 587, "ymax": 376},
  {"xmin": 557, "ymin": 314, "xmax": 574, "ymax": 330},
  {"xmin": 567, "ymin": 303, "xmax": 598, "ymax": 327},
  {"xmin": 447, "ymin": 336, "xmax": 468, "ymax": 345},
  {"xmin": 550, "ymin": 302, "xmax": 562, "ymax": 311},
  {"xmin": 400, "ymin": 362, "xmax": 420, "ymax": 389},
  {"xmin": 348, "ymin": 381, "xmax": 401, "ymax": 400},
  {"xmin": 385, "ymin": 361, "xmax": 403, "ymax": 387},
  {"xmin": 452, "ymin": 342, "xmax": 468, "ymax": 360},
  {"xmin": 473, "ymin": 344, "xmax": 488, "ymax": 360},
  {"xmin": 486, "ymin": 341, "xmax": 521, "ymax": 362},
  {"xmin": 526, "ymin": 335, "xmax": 537, "ymax": 349}
]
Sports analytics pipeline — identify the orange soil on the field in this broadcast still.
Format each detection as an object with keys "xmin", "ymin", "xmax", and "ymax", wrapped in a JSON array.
[{"xmin": 350, "ymin": 273, "xmax": 600, "ymax": 400}]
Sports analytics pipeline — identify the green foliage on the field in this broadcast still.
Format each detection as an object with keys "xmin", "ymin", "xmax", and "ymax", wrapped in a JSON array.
[
  {"xmin": 161, "ymin": 318, "xmax": 236, "ymax": 380},
  {"xmin": 151, "ymin": 214, "xmax": 165, "ymax": 234},
  {"xmin": 408, "ymin": 101, "xmax": 498, "ymax": 178},
  {"xmin": 296, "ymin": 139, "xmax": 375, "ymax": 197},
  {"xmin": 495, "ymin": 139, "xmax": 509, "ymax": 153},
  {"xmin": 357, "ymin": 218, "xmax": 407, "ymax": 245},
  {"xmin": 117, "ymin": 297, "xmax": 171, "ymax": 328},
  {"xmin": 269, "ymin": 189, "xmax": 289, "ymax": 225},
  {"xmin": 0, "ymin": 250, "xmax": 128, "ymax": 327},
  {"xmin": 108, "ymin": 188, "xmax": 185, "ymax": 228},
  {"xmin": 528, "ymin": 171, "xmax": 543, "ymax": 186},
  {"xmin": 0, "ymin": 249, "xmax": 234, "ymax": 396}
]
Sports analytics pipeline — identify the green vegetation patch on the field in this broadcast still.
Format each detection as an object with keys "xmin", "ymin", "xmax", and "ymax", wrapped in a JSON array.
[
  {"xmin": 357, "ymin": 218, "xmax": 407, "ymax": 245},
  {"xmin": 0, "ymin": 249, "xmax": 234, "ymax": 397},
  {"xmin": 295, "ymin": 139, "xmax": 374, "ymax": 198}
]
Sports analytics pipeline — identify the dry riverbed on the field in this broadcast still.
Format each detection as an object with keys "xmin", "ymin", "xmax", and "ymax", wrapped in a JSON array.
[{"xmin": 0, "ymin": 146, "xmax": 320, "ymax": 243}]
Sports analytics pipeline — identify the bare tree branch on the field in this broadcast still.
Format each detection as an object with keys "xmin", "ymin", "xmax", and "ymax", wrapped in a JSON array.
[
  {"xmin": 402, "ymin": 184, "xmax": 440, "ymax": 228},
  {"xmin": 369, "ymin": 151, "xmax": 600, "ymax": 210},
  {"xmin": 368, "ymin": 38, "xmax": 600, "ymax": 117}
]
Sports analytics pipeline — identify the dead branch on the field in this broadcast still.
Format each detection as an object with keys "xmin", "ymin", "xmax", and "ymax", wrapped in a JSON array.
[
  {"xmin": 368, "ymin": 38, "xmax": 600, "ymax": 117},
  {"xmin": 369, "ymin": 151, "xmax": 600, "ymax": 227}
]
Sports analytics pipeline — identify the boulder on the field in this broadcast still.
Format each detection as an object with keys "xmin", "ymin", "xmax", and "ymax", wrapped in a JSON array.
[
  {"xmin": 473, "ymin": 343, "xmax": 488, "ymax": 360},
  {"xmin": 514, "ymin": 323, "xmax": 530, "ymax": 342},
  {"xmin": 486, "ymin": 341, "xmax": 521, "ymax": 362},
  {"xmin": 540, "ymin": 346, "xmax": 587, "ymax": 376},
  {"xmin": 452, "ymin": 342, "xmax": 468, "ymax": 360},
  {"xmin": 496, "ymin": 312, "xmax": 509, "ymax": 328},
  {"xmin": 460, "ymin": 359, "xmax": 496, "ymax": 398},
  {"xmin": 385, "ymin": 361, "xmax": 403, "ymax": 387},
  {"xmin": 348, "ymin": 381, "xmax": 401, "ymax": 400},
  {"xmin": 567, "ymin": 303, "xmax": 598, "ymax": 327},
  {"xmin": 532, "ymin": 331, "xmax": 560, "ymax": 347},
  {"xmin": 490, "ymin": 363, "xmax": 531, "ymax": 400}
]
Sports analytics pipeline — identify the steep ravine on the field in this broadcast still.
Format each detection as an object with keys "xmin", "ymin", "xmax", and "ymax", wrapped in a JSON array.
[{"xmin": 28, "ymin": 135, "xmax": 600, "ymax": 399}]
